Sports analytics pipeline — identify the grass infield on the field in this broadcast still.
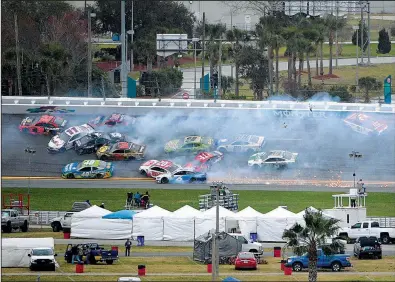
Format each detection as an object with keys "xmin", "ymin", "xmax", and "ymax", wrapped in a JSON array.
[{"xmin": 2, "ymin": 188, "xmax": 394, "ymax": 216}]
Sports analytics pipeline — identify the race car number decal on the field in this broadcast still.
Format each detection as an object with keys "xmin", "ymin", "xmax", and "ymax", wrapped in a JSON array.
[
  {"xmin": 157, "ymin": 160, "xmax": 172, "ymax": 168},
  {"xmin": 81, "ymin": 172, "xmax": 91, "ymax": 177},
  {"xmin": 83, "ymin": 160, "xmax": 96, "ymax": 166}
]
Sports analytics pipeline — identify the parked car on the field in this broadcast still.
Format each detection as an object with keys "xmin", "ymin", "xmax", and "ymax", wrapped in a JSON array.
[
  {"xmin": 285, "ymin": 249, "xmax": 352, "ymax": 272},
  {"xmin": 354, "ymin": 236, "xmax": 382, "ymax": 259},
  {"xmin": 28, "ymin": 248, "xmax": 57, "ymax": 271},
  {"xmin": 1, "ymin": 209, "xmax": 29, "ymax": 233},
  {"xmin": 338, "ymin": 221, "xmax": 395, "ymax": 244},
  {"xmin": 234, "ymin": 252, "xmax": 258, "ymax": 270},
  {"xmin": 64, "ymin": 243, "xmax": 118, "ymax": 265},
  {"xmin": 228, "ymin": 233, "xmax": 263, "ymax": 256}
]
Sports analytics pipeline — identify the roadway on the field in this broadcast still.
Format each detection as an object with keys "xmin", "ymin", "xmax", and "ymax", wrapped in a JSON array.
[{"xmin": 2, "ymin": 114, "xmax": 395, "ymax": 188}]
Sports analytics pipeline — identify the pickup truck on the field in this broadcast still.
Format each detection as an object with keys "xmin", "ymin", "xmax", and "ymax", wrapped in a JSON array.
[
  {"xmin": 64, "ymin": 243, "xmax": 119, "ymax": 265},
  {"xmin": 338, "ymin": 221, "xmax": 395, "ymax": 244},
  {"xmin": 51, "ymin": 212, "xmax": 73, "ymax": 232},
  {"xmin": 28, "ymin": 247, "xmax": 57, "ymax": 271},
  {"xmin": 1, "ymin": 209, "xmax": 29, "ymax": 233},
  {"xmin": 228, "ymin": 233, "xmax": 263, "ymax": 255},
  {"xmin": 285, "ymin": 249, "xmax": 352, "ymax": 272}
]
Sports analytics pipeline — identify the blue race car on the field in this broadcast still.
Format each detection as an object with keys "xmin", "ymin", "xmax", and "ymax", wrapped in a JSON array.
[
  {"xmin": 155, "ymin": 168, "xmax": 207, "ymax": 184},
  {"xmin": 61, "ymin": 160, "xmax": 114, "ymax": 179}
]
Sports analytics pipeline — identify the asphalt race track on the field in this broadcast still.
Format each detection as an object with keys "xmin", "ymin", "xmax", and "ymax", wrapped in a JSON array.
[{"xmin": 2, "ymin": 113, "xmax": 395, "ymax": 188}]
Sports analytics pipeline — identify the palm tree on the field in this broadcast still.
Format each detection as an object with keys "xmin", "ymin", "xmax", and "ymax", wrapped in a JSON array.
[
  {"xmin": 283, "ymin": 209, "xmax": 345, "ymax": 282},
  {"xmin": 324, "ymin": 15, "xmax": 347, "ymax": 75},
  {"xmin": 225, "ymin": 27, "xmax": 249, "ymax": 97},
  {"xmin": 310, "ymin": 17, "xmax": 326, "ymax": 77}
]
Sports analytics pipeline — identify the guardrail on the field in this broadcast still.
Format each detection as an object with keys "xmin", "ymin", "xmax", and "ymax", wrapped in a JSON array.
[{"xmin": 2, "ymin": 96, "xmax": 395, "ymax": 115}]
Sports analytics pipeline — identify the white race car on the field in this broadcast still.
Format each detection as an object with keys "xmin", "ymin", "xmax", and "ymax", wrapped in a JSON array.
[
  {"xmin": 139, "ymin": 160, "xmax": 182, "ymax": 178},
  {"xmin": 248, "ymin": 150, "xmax": 298, "ymax": 169},
  {"xmin": 216, "ymin": 134, "xmax": 265, "ymax": 154},
  {"xmin": 47, "ymin": 124, "xmax": 95, "ymax": 153}
]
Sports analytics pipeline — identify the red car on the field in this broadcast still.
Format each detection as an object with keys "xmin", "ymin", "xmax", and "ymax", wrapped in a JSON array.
[
  {"xmin": 19, "ymin": 115, "xmax": 68, "ymax": 135},
  {"xmin": 139, "ymin": 160, "xmax": 181, "ymax": 178},
  {"xmin": 89, "ymin": 113, "xmax": 136, "ymax": 128},
  {"xmin": 235, "ymin": 252, "xmax": 257, "ymax": 270},
  {"xmin": 343, "ymin": 113, "xmax": 388, "ymax": 136},
  {"xmin": 184, "ymin": 151, "xmax": 223, "ymax": 172}
]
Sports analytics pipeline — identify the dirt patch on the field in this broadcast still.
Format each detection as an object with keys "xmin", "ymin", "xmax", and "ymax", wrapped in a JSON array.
[{"xmin": 313, "ymin": 74, "xmax": 340, "ymax": 80}]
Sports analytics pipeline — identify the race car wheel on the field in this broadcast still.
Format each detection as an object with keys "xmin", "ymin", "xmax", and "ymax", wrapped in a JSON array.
[
  {"xmin": 95, "ymin": 174, "xmax": 104, "ymax": 179},
  {"xmin": 161, "ymin": 178, "xmax": 169, "ymax": 184},
  {"xmin": 189, "ymin": 178, "xmax": 196, "ymax": 183},
  {"xmin": 100, "ymin": 156, "xmax": 108, "ymax": 161},
  {"xmin": 21, "ymin": 221, "xmax": 29, "ymax": 232},
  {"xmin": 66, "ymin": 174, "xmax": 75, "ymax": 179},
  {"xmin": 140, "ymin": 170, "xmax": 147, "ymax": 176},
  {"xmin": 77, "ymin": 149, "xmax": 85, "ymax": 155},
  {"xmin": 22, "ymin": 128, "xmax": 29, "ymax": 134}
]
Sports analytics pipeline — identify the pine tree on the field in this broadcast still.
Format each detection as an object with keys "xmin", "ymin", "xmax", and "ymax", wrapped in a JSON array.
[
  {"xmin": 351, "ymin": 20, "xmax": 369, "ymax": 52},
  {"xmin": 377, "ymin": 28, "xmax": 391, "ymax": 54}
]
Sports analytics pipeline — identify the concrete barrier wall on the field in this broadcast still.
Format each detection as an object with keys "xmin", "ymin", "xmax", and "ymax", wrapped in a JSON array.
[{"xmin": 2, "ymin": 96, "xmax": 395, "ymax": 115}]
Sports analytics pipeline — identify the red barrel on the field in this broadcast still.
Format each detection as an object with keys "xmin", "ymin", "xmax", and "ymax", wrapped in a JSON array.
[
  {"xmin": 63, "ymin": 232, "xmax": 71, "ymax": 239},
  {"xmin": 274, "ymin": 247, "xmax": 281, "ymax": 257},
  {"xmin": 76, "ymin": 263, "xmax": 84, "ymax": 273},
  {"xmin": 111, "ymin": 246, "xmax": 118, "ymax": 251},
  {"xmin": 207, "ymin": 263, "xmax": 212, "ymax": 273},
  {"xmin": 284, "ymin": 266, "xmax": 292, "ymax": 275},
  {"xmin": 281, "ymin": 262, "xmax": 285, "ymax": 270},
  {"xmin": 138, "ymin": 265, "xmax": 146, "ymax": 276}
]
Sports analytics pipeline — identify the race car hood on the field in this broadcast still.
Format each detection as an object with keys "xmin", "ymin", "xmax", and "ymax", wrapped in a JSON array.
[
  {"xmin": 216, "ymin": 138, "xmax": 232, "ymax": 146},
  {"xmin": 108, "ymin": 132, "xmax": 125, "ymax": 140},
  {"xmin": 62, "ymin": 162, "xmax": 79, "ymax": 173},
  {"xmin": 97, "ymin": 145, "xmax": 110, "ymax": 154},
  {"xmin": 48, "ymin": 135, "xmax": 65, "ymax": 149},
  {"xmin": 165, "ymin": 139, "xmax": 181, "ymax": 151}
]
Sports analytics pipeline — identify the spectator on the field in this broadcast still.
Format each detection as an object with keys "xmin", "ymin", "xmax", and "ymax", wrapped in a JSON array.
[
  {"xmin": 127, "ymin": 192, "xmax": 133, "ymax": 205},
  {"xmin": 86, "ymin": 200, "xmax": 91, "ymax": 206},
  {"xmin": 71, "ymin": 245, "xmax": 80, "ymax": 264},
  {"xmin": 78, "ymin": 245, "xmax": 83, "ymax": 262},
  {"xmin": 125, "ymin": 239, "xmax": 132, "ymax": 257},
  {"xmin": 357, "ymin": 179, "xmax": 366, "ymax": 195},
  {"xmin": 99, "ymin": 203, "xmax": 105, "ymax": 209},
  {"xmin": 134, "ymin": 192, "xmax": 141, "ymax": 206},
  {"xmin": 141, "ymin": 192, "xmax": 150, "ymax": 208}
]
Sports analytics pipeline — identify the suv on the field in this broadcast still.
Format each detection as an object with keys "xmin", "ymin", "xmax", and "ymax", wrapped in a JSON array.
[
  {"xmin": 228, "ymin": 233, "xmax": 263, "ymax": 255},
  {"xmin": 1, "ymin": 209, "xmax": 29, "ymax": 233},
  {"xmin": 28, "ymin": 248, "xmax": 57, "ymax": 271},
  {"xmin": 354, "ymin": 236, "xmax": 382, "ymax": 259}
]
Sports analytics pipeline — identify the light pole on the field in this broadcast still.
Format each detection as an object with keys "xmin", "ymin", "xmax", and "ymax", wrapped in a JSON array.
[
  {"xmin": 210, "ymin": 182, "xmax": 222, "ymax": 281},
  {"xmin": 349, "ymin": 151, "xmax": 363, "ymax": 188},
  {"xmin": 87, "ymin": 10, "xmax": 96, "ymax": 98},
  {"xmin": 121, "ymin": 0, "xmax": 127, "ymax": 97},
  {"xmin": 127, "ymin": 1, "xmax": 134, "ymax": 72},
  {"xmin": 192, "ymin": 37, "xmax": 199, "ymax": 97},
  {"xmin": 25, "ymin": 147, "xmax": 36, "ymax": 195},
  {"xmin": 353, "ymin": 25, "xmax": 359, "ymax": 91}
]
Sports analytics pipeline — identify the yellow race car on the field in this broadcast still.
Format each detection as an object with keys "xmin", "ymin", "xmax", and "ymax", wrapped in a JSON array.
[{"xmin": 97, "ymin": 141, "xmax": 146, "ymax": 161}]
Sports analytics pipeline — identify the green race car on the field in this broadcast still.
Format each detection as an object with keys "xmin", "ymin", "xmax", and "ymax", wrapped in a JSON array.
[{"xmin": 164, "ymin": 135, "xmax": 216, "ymax": 154}]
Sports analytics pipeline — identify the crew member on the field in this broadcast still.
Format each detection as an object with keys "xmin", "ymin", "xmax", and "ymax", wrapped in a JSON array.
[{"xmin": 125, "ymin": 239, "xmax": 132, "ymax": 257}]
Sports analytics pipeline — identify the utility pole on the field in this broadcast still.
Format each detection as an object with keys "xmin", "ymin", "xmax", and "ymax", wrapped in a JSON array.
[
  {"xmin": 360, "ymin": 3, "xmax": 364, "ymax": 64},
  {"xmin": 367, "ymin": 1, "xmax": 371, "ymax": 64},
  {"xmin": 121, "ymin": 0, "xmax": 127, "ymax": 97},
  {"xmin": 353, "ymin": 26, "xmax": 359, "ymax": 91},
  {"xmin": 201, "ymin": 12, "xmax": 206, "ymax": 81},
  {"xmin": 88, "ymin": 9, "xmax": 93, "ymax": 97},
  {"xmin": 14, "ymin": 13, "xmax": 22, "ymax": 96},
  {"xmin": 218, "ymin": 38, "xmax": 222, "ymax": 99},
  {"xmin": 25, "ymin": 147, "xmax": 36, "ymax": 195},
  {"xmin": 193, "ymin": 38, "xmax": 199, "ymax": 97},
  {"xmin": 335, "ymin": 1, "xmax": 339, "ymax": 69},
  {"xmin": 130, "ymin": 1, "xmax": 134, "ymax": 72}
]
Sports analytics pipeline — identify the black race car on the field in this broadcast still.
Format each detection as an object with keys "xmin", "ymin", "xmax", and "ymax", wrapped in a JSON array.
[{"xmin": 74, "ymin": 132, "xmax": 126, "ymax": 155}]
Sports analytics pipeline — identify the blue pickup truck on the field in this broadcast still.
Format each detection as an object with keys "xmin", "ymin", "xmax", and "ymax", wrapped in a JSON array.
[
  {"xmin": 285, "ymin": 249, "xmax": 352, "ymax": 272},
  {"xmin": 64, "ymin": 243, "xmax": 119, "ymax": 265}
]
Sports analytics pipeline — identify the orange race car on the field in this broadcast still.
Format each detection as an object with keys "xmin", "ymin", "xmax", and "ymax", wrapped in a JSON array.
[{"xmin": 19, "ymin": 115, "xmax": 68, "ymax": 135}]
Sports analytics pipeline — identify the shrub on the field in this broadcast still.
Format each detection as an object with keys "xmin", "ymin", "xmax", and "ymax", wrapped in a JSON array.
[
  {"xmin": 136, "ymin": 85, "xmax": 145, "ymax": 97},
  {"xmin": 390, "ymin": 26, "xmax": 395, "ymax": 37},
  {"xmin": 377, "ymin": 28, "xmax": 391, "ymax": 54},
  {"xmin": 328, "ymin": 85, "xmax": 353, "ymax": 102}
]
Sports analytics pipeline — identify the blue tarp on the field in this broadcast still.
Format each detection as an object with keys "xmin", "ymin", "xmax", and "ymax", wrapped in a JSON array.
[
  {"xmin": 223, "ymin": 277, "xmax": 241, "ymax": 282},
  {"xmin": 102, "ymin": 210, "xmax": 136, "ymax": 219}
]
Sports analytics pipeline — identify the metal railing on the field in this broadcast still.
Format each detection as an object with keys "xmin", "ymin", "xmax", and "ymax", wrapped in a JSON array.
[
  {"xmin": 26, "ymin": 211, "xmax": 67, "ymax": 225},
  {"xmin": 366, "ymin": 217, "xmax": 395, "ymax": 228}
]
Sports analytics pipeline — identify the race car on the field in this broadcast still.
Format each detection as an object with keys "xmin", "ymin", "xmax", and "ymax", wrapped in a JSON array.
[
  {"xmin": 47, "ymin": 124, "xmax": 95, "ymax": 153},
  {"xmin": 19, "ymin": 115, "xmax": 68, "ymax": 135},
  {"xmin": 74, "ymin": 132, "xmax": 126, "ymax": 155},
  {"xmin": 216, "ymin": 134, "xmax": 265, "ymax": 154},
  {"xmin": 164, "ymin": 135, "xmax": 216, "ymax": 154},
  {"xmin": 184, "ymin": 151, "xmax": 224, "ymax": 172},
  {"xmin": 248, "ymin": 150, "xmax": 298, "ymax": 169},
  {"xmin": 96, "ymin": 141, "xmax": 146, "ymax": 161},
  {"xmin": 139, "ymin": 160, "xmax": 182, "ymax": 178},
  {"xmin": 343, "ymin": 113, "xmax": 388, "ymax": 136},
  {"xmin": 155, "ymin": 167, "xmax": 207, "ymax": 184},
  {"xmin": 61, "ymin": 160, "xmax": 114, "ymax": 179},
  {"xmin": 88, "ymin": 113, "xmax": 137, "ymax": 129}
]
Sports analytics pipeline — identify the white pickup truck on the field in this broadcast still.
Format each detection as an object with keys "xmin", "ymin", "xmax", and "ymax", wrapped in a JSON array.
[
  {"xmin": 51, "ymin": 212, "xmax": 74, "ymax": 232},
  {"xmin": 228, "ymin": 233, "xmax": 263, "ymax": 255},
  {"xmin": 337, "ymin": 221, "xmax": 395, "ymax": 244}
]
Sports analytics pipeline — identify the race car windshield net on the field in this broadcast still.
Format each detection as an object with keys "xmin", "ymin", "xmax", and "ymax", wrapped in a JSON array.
[{"xmin": 32, "ymin": 249, "xmax": 54, "ymax": 256}]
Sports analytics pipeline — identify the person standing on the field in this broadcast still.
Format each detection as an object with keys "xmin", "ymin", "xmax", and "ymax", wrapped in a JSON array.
[
  {"xmin": 78, "ymin": 245, "xmax": 84, "ymax": 262},
  {"xmin": 125, "ymin": 239, "xmax": 132, "ymax": 257},
  {"xmin": 71, "ymin": 245, "xmax": 78, "ymax": 264}
]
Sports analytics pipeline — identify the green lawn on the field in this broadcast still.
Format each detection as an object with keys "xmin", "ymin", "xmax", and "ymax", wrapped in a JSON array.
[{"xmin": 3, "ymin": 188, "xmax": 394, "ymax": 216}]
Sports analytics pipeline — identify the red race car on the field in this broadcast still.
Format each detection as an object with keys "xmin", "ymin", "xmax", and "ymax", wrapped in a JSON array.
[
  {"xmin": 19, "ymin": 115, "xmax": 68, "ymax": 135},
  {"xmin": 235, "ymin": 252, "xmax": 258, "ymax": 270},
  {"xmin": 139, "ymin": 160, "xmax": 181, "ymax": 178},
  {"xmin": 89, "ymin": 113, "xmax": 137, "ymax": 128},
  {"xmin": 184, "ymin": 151, "xmax": 223, "ymax": 172},
  {"xmin": 343, "ymin": 113, "xmax": 388, "ymax": 136}
]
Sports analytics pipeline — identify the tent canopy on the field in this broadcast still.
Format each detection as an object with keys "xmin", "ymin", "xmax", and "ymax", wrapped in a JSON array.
[
  {"xmin": 198, "ymin": 206, "xmax": 236, "ymax": 218},
  {"xmin": 171, "ymin": 205, "xmax": 201, "ymax": 218},
  {"xmin": 72, "ymin": 205, "xmax": 111, "ymax": 218},
  {"xmin": 263, "ymin": 206, "xmax": 297, "ymax": 218},
  {"xmin": 223, "ymin": 277, "xmax": 241, "ymax": 282},
  {"xmin": 102, "ymin": 210, "xmax": 136, "ymax": 219},
  {"xmin": 237, "ymin": 206, "xmax": 264, "ymax": 218},
  {"xmin": 133, "ymin": 205, "xmax": 171, "ymax": 218}
]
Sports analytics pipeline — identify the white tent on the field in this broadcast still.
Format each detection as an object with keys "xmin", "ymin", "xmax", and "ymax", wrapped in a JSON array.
[
  {"xmin": 257, "ymin": 207, "xmax": 302, "ymax": 242},
  {"xmin": 2, "ymin": 238, "xmax": 54, "ymax": 267},
  {"xmin": 163, "ymin": 205, "xmax": 202, "ymax": 241},
  {"xmin": 132, "ymin": 206, "xmax": 171, "ymax": 240},
  {"xmin": 195, "ymin": 206, "xmax": 236, "ymax": 237},
  {"xmin": 228, "ymin": 206, "xmax": 265, "ymax": 238}
]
